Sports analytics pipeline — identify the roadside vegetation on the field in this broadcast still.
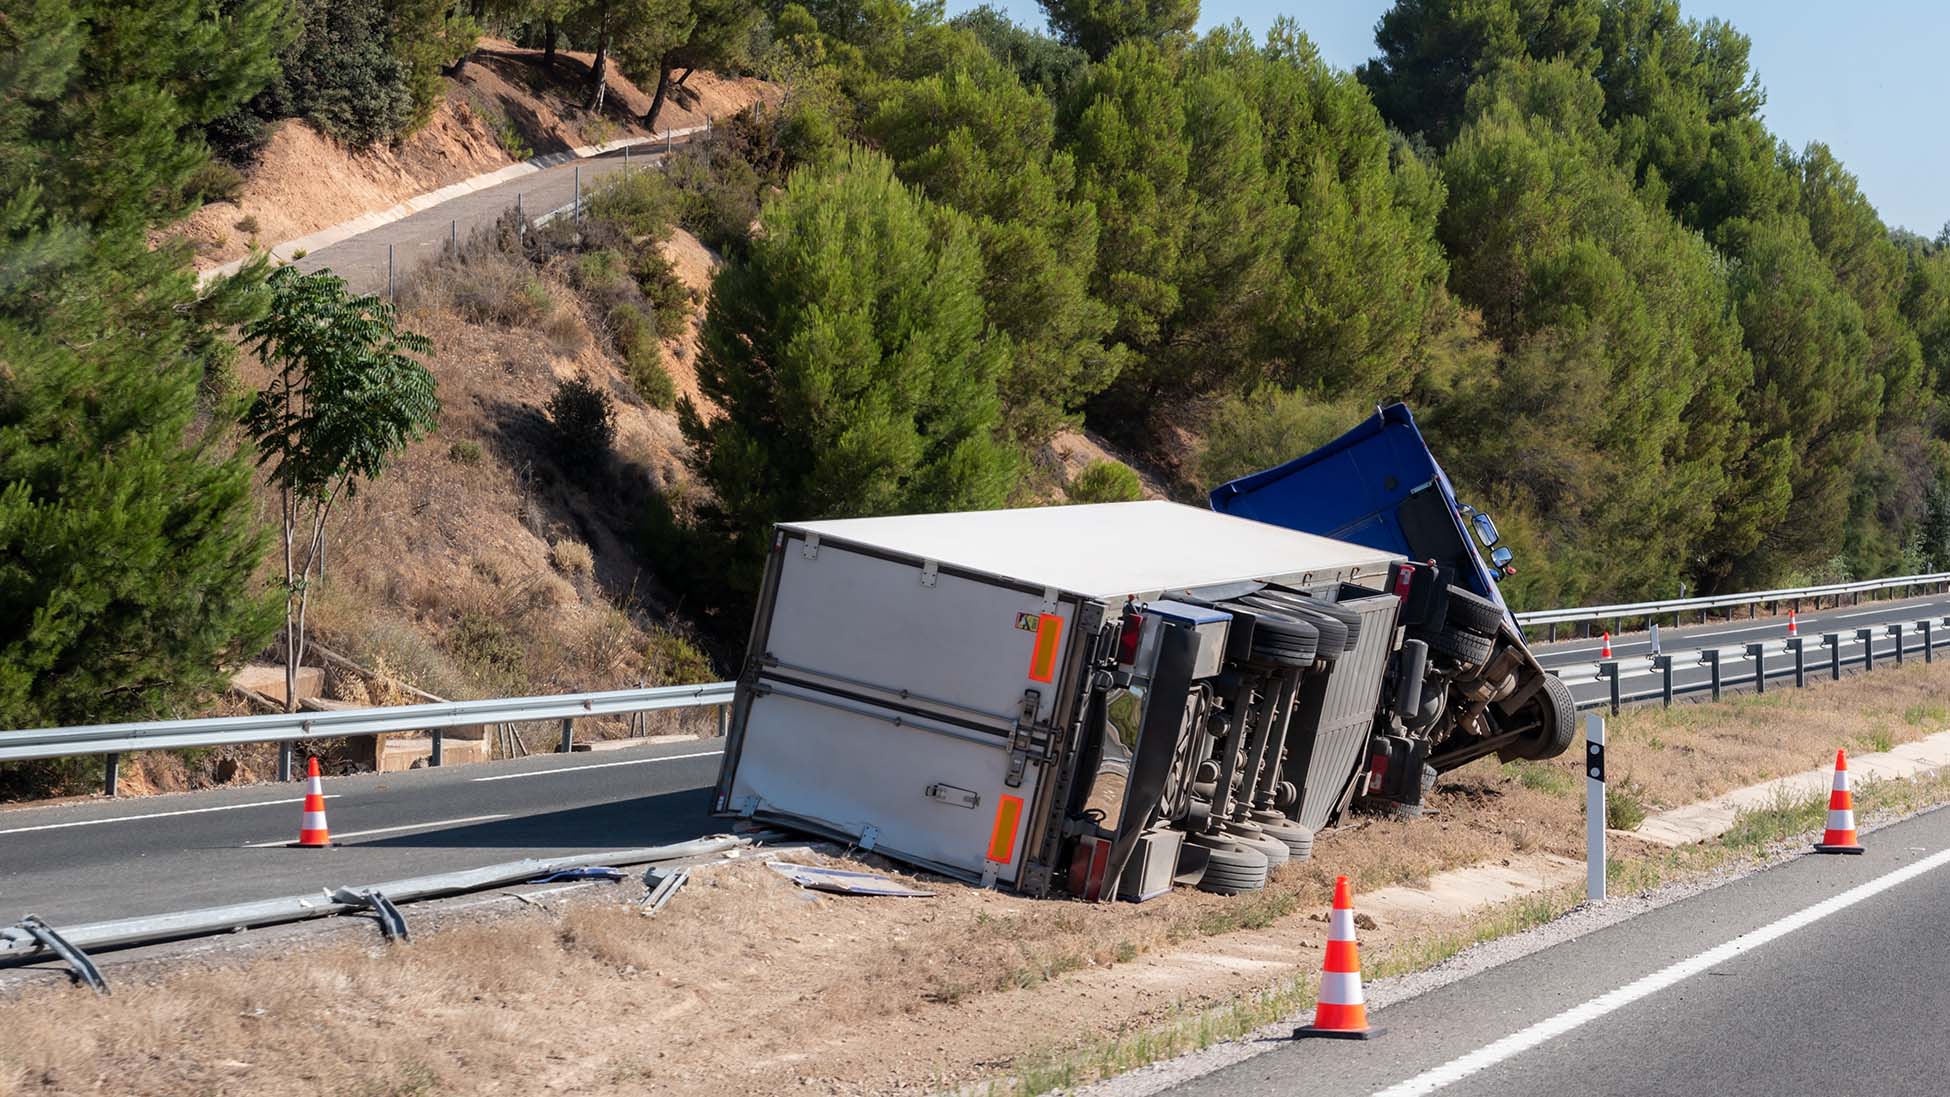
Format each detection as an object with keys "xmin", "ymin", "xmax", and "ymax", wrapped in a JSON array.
[{"xmin": 9, "ymin": 0, "xmax": 1950, "ymax": 743}]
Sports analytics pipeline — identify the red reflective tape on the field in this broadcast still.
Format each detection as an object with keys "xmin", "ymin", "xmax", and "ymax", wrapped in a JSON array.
[
  {"xmin": 1029, "ymin": 614, "xmax": 1063, "ymax": 683},
  {"xmin": 987, "ymin": 794, "xmax": 1025, "ymax": 864}
]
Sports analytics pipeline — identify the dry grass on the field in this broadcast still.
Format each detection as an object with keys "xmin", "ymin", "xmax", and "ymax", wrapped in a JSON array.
[{"xmin": 1592, "ymin": 660, "xmax": 1950, "ymax": 813}]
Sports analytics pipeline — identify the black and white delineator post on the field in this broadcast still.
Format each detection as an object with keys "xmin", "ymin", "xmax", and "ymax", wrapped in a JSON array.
[{"xmin": 1586, "ymin": 713, "xmax": 1606, "ymax": 903}]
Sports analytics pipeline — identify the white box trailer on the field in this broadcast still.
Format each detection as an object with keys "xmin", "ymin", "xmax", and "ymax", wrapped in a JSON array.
[{"xmin": 712, "ymin": 501, "xmax": 1403, "ymax": 897}]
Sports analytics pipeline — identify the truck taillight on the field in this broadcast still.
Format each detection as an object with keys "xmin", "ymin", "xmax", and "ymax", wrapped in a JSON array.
[
  {"xmin": 1118, "ymin": 610, "xmax": 1143, "ymax": 664},
  {"xmin": 1392, "ymin": 565, "xmax": 1415, "ymax": 602},
  {"xmin": 1369, "ymin": 751, "xmax": 1390, "ymax": 786}
]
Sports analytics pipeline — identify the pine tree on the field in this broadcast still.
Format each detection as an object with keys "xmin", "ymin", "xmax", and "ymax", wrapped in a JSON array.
[
  {"xmin": 679, "ymin": 147, "xmax": 1017, "ymax": 602},
  {"xmin": 1038, "ymin": 0, "xmax": 1198, "ymax": 61},
  {"xmin": 861, "ymin": 46, "xmax": 1120, "ymax": 441},
  {"xmin": 0, "ymin": 0, "xmax": 285, "ymax": 728}
]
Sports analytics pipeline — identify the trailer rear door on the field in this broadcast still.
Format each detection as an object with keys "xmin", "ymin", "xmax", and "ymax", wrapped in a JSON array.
[{"xmin": 718, "ymin": 534, "xmax": 1081, "ymax": 886}]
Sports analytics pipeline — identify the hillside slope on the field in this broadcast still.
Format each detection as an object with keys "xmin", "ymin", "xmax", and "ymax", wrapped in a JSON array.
[{"xmin": 177, "ymin": 40, "xmax": 768, "ymax": 269}]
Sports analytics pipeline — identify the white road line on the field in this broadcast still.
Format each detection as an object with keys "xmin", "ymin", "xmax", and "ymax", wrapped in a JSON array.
[
  {"xmin": 244, "ymin": 813, "xmax": 508, "ymax": 847},
  {"xmin": 1372, "ymin": 845, "xmax": 1950, "ymax": 1097},
  {"xmin": 0, "ymin": 795, "xmax": 340, "ymax": 837},
  {"xmin": 469, "ymin": 749, "xmax": 724, "ymax": 782}
]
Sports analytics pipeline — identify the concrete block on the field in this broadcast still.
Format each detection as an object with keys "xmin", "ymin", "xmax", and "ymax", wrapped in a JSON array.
[{"xmin": 231, "ymin": 664, "xmax": 324, "ymax": 705}]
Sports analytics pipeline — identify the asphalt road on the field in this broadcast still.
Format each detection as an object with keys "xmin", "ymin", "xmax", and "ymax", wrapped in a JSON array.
[
  {"xmin": 1530, "ymin": 591, "xmax": 1950, "ymax": 708},
  {"xmin": 1161, "ymin": 803, "xmax": 1950, "ymax": 1097},
  {"xmin": 0, "ymin": 738, "xmax": 726, "ymax": 926},
  {"xmin": 289, "ymin": 137, "xmax": 694, "ymax": 296}
]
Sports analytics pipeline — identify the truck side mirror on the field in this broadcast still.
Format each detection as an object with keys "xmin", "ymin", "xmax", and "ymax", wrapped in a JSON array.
[
  {"xmin": 1472, "ymin": 511, "xmax": 1500, "ymax": 547},
  {"xmin": 1491, "ymin": 546, "xmax": 1513, "ymax": 568}
]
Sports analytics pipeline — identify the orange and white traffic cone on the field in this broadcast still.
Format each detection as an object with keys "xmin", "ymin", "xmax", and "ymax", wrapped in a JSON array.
[
  {"xmin": 289, "ymin": 756, "xmax": 334, "ymax": 848},
  {"xmin": 1600, "ymin": 631, "xmax": 1613, "ymax": 659},
  {"xmin": 1788, "ymin": 610, "xmax": 1800, "ymax": 637},
  {"xmin": 1295, "ymin": 876, "xmax": 1384, "ymax": 1040},
  {"xmin": 1814, "ymin": 748, "xmax": 1863, "ymax": 855}
]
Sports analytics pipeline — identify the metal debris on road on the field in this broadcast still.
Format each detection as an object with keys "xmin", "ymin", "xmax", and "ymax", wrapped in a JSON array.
[
  {"xmin": 639, "ymin": 868, "xmax": 689, "ymax": 915},
  {"xmin": 526, "ymin": 867, "xmax": 626, "ymax": 884},
  {"xmin": 765, "ymin": 861, "xmax": 934, "ymax": 898}
]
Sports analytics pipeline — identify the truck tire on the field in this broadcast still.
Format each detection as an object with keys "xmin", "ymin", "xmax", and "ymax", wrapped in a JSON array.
[
  {"xmin": 1444, "ymin": 585, "xmax": 1506, "ymax": 636},
  {"xmin": 1194, "ymin": 843, "xmax": 1269, "ymax": 895},
  {"xmin": 1243, "ymin": 594, "xmax": 1350, "ymax": 659},
  {"xmin": 1292, "ymin": 594, "xmax": 1364, "ymax": 651},
  {"xmin": 1418, "ymin": 623, "xmax": 1494, "ymax": 669},
  {"xmin": 1253, "ymin": 817, "xmax": 1314, "ymax": 860},
  {"xmin": 1506, "ymin": 673, "xmax": 1578, "ymax": 761},
  {"xmin": 1222, "ymin": 602, "xmax": 1319, "ymax": 665},
  {"xmin": 1234, "ymin": 826, "xmax": 1291, "ymax": 868}
]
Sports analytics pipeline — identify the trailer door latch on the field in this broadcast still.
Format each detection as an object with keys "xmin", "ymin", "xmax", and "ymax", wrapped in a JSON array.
[{"xmin": 1005, "ymin": 690, "xmax": 1057, "ymax": 788}]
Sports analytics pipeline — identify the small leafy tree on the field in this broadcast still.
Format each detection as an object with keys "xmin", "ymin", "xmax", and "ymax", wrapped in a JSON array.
[
  {"xmin": 546, "ymin": 375, "xmax": 618, "ymax": 471},
  {"xmin": 245, "ymin": 267, "xmax": 439, "ymax": 711}
]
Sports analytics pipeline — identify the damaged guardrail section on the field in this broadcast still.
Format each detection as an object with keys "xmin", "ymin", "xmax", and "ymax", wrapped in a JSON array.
[{"xmin": 0, "ymin": 835, "xmax": 753, "ymax": 992}]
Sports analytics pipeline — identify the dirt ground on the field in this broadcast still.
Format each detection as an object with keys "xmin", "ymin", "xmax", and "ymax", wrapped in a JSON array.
[
  {"xmin": 172, "ymin": 40, "xmax": 770, "ymax": 267},
  {"xmin": 8, "ymin": 662, "xmax": 1948, "ymax": 1096}
]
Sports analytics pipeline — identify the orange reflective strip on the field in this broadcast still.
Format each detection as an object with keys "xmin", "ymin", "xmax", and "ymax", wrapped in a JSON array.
[
  {"xmin": 1028, "ymin": 613, "xmax": 1063, "ymax": 683},
  {"xmin": 987, "ymin": 794, "xmax": 1025, "ymax": 864}
]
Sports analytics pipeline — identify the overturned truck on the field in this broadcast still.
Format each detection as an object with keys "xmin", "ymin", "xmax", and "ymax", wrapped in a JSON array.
[{"xmin": 713, "ymin": 405, "xmax": 1573, "ymax": 900}]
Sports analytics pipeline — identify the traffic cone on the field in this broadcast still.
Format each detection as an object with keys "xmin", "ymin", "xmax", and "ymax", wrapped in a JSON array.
[
  {"xmin": 289, "ymin": 757, "xmax": 333, "ymax": 848},
  {"xmin": 1788, "ymin": 610, "xmax": 1799, "ymax": 637},
  {"xmin": 1295, "ymin": 876, "xmax": 1384, "ymax": 1040},
  {"xmin": 1600, "ymin": 631, "xmax": 1613, "ymax": 659},
  {"xmin": 1814, "ymin": 749, "xmax": 1863, "ymax": 854}
]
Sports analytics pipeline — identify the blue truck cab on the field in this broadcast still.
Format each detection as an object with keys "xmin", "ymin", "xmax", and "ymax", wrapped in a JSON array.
[{"xmin": 1209, "ymin": 403, "xmax": 1574, "ymax": 776}]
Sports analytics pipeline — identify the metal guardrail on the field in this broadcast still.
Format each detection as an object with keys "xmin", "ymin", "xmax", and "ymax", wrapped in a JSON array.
[
  {"xmin": 1575, "ymin": 615, "xmax": 1950, "ymax": 714},
  {"xmin": 0, "ymin": 681, "xmax": 736, "ymax": 781},
  {"xmin": 1514, "ymin": 571, "xmax": 1950, "ymax": 637}
]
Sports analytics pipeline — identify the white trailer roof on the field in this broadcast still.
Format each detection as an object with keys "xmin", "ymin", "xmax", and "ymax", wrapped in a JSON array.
[{"xmin": 783, "ymin": 501, "xmax": 1402, "ymax": 599}]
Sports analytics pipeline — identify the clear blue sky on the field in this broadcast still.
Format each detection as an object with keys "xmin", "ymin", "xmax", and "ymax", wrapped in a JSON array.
[{"xmin": 945, "ymin": 1, "xmax": 1950, "ymax": 237}]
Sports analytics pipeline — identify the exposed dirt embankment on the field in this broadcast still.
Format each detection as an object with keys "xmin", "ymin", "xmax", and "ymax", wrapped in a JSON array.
[{"xmin": 175, "ymin": 40, "xmax": 770, "ymax": 268}]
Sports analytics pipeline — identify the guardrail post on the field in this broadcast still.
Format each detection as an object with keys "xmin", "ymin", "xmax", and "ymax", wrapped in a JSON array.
[
  {"xmin": 717, "ymin": 704, "xmax": 729, "ymax": 737},
  {"xmin": 1889, "ymin": 623, "xmax": 1905, "ymax": 665},
  {"xmin": 1548, "ymin": 622, "xmax": 1557, "ymax": 643},
  {"xmin": 278, "ymin": 743, "xmax": 293, "ymax": 782},
  {"xmin": 559, "ymin": 717, "xmax": 574, "ymax": 753},
  {"xmin": 1789, "ymin": 636, "xmax": 1806, "ymax": 688},
  {"xmin": 103, "ymin": 752, "xmax": 119, "ymax": 797},
  {"xmin": 1925, "ymin": 619, "xmax": 1935, "ymax": 664},
  {"xmin": 1824, "ymin": 633, "xmax": 1842, "ymax": 680},
  {"xmin": 1586, "ymin": 713, "xmax": 1606, "ymax": 904},
  {"xmin": 1600, "ymin": 660, "xmax": 1620, "ymax": 715},
  {"xmin": 1654, "ymin": 654, "xmax": 1674, "ymax": 706},
  {"xmin": 1702, "ymin": 648, "xmax": 1723, "ymax": 701},
  {"xmin": 430, "ymin": 730, "xmax": 443, "ymax": 767},
  {"xmin": 1746, "ymin": 642, "xmax": 1766, "ymax": 693},
  {"xmin": 574, "ymin": 165, "xmax": 582, "ymax": 226},
  {"xmin": 1858, "ymin": 627, "xmax": 1875, "ymax": 672}
]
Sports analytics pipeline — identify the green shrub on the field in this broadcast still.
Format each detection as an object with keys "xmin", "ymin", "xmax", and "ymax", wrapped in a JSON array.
[
  {"xmin": 587, "ymin": 170, "xmax": 681, "ymax": 240},
  {"xmin": 663, "ymin": 143, "xmax": 763, "ymax": 255},
  {"xmin": 1066, "ymin": 460, "xmax": 1142, "ymax": 504},
  {"xmin": 448, "ymin": 611, "xmax": 526, "ymax": 694},
  {"xmin": 448, "ymin": 440, "xmax": 483, "ymax": 465},
  {"xmin": 644, "ymin": 627, "xmax": 713, "ymax": 685},
  {"xmin": 235, "ymin": 214, "xmax": 260, "ymax": 235},
  {"xmin": 630, "ymin": 246, "xmax": 692, "ymax": 340},
  {"xmin": 1196, "ymin": 389, "xmax": 1371, "ymax": 488},
  {"xmin": 544, "ymin": 375, "xmax": 615, "ymax": 471},
  {"xmin": 183, "ymin": 159, "xmax": 243, "ymax": 205},
  {"xmin": 573, "ymin": 249, "xmax": 628, "ymax": 295},
  {"xmin": 612, "ymin": 306, "xmax": 676, "ymax": 410}
]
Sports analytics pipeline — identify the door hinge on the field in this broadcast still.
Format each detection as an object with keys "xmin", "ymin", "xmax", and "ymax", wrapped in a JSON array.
[
  {"xmin": 1005, "ymin": 689, "xmax": 1056, "ymax": 788},
  {"xmin": 858, "ymin": 824, "xmax": 880, "ymax": 851},
  {"xmin": 800, "ymin": 533, "xmax": 819, "ymax": 560},
  {"xmin": 920, "ymin": 559, "xmax": 938, "ymax": 588}
]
